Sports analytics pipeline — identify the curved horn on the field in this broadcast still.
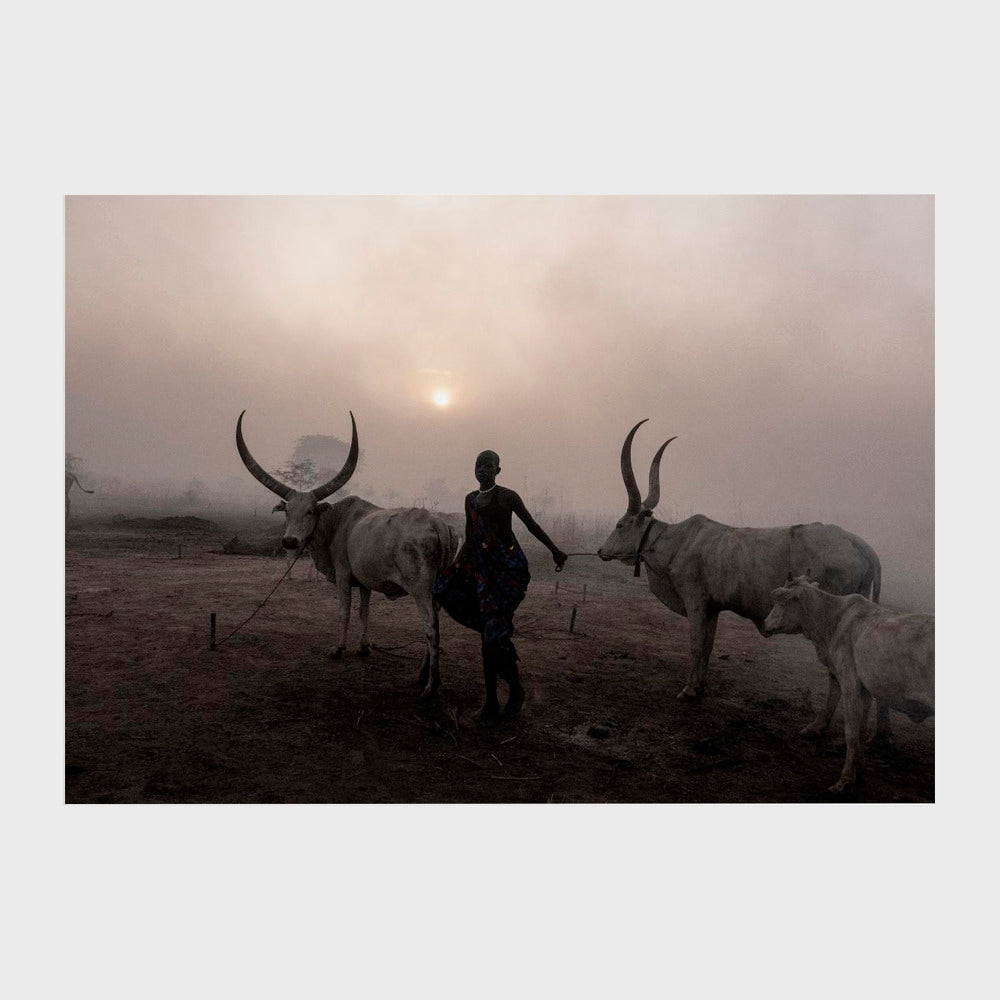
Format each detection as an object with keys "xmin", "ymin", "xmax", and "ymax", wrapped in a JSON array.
[
  {"xmin": 620, "ymin": 419, "xmax": 649, "ymax": 513},
  {"xmin": 642, "ymin": 436, "xmax": 677, "ymax": 511},
  {"xmin": 311, "ymin": 411, "xmax": 359, "ymax": 501},
  {"xmin": 236, "ymin": 410, "xmax": 293, "ymax": 500}
]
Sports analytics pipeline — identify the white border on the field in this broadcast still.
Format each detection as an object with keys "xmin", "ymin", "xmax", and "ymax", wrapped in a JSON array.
[{"xmin": 5, "ymin": 3, "xmax": 994, "ymax": 996}]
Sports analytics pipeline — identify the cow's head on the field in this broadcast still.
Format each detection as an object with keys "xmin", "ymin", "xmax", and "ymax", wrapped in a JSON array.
[
  {"xmin": 762, "ymin": 573, "xmax": 819, "ymax": 636},
  {"xmin": 597, "ymin": 419, "xmax": 676, "ymax": 563},
  {"xmin": 236, "ymin": 409, "xmax": 359, "ymax": 552}
]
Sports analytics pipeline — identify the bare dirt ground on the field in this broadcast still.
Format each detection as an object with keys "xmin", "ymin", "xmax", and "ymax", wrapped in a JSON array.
[{"xmin": 65, "ymin": 518, "xmax": 934, "ymax": 803}]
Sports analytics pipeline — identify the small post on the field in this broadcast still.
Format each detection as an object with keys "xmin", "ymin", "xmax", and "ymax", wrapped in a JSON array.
[
  {"xmin": 583, "ymin": 584, "xmax": 587, "ymax": 604},
  {"xmin": 555, "ymin": 580, "xmax": 559, "ymax": 593},
  {"xmin": 177, "ymin": 544, "xmax": 182, "ymax": 559},
  {"xmin": 569, "ymin": 605, "xmax": 577, "ymax": 633},
  {"xmin": 210, "ymin": 612, "xmax": 216, "ymax": 650}
]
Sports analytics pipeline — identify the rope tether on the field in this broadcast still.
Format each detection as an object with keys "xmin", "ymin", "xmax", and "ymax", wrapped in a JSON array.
[{"xmin": 210, "ymin": 546, "xmax": 307, "ymax": 650}]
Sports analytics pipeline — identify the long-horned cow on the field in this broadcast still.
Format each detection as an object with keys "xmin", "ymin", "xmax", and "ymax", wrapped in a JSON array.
[
  {"xmin": 236, "ymin": 411, "xmax": 463, "ymax": 697},
  {"xmin": 598, "ymin": 420, "xmax": 884, "ymax": 723},
  {"xmin": 65, "ymin": 472, "xmax": 94, "ymax": 522},
  {"xmin": 763, "ymin": 576, "xmax": 933, "ymax": 792}
]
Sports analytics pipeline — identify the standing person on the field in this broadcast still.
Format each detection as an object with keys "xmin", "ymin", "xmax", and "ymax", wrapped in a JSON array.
[{"xmin": 434, "ymin": 450, "xmax": 567, "ymax": 720}]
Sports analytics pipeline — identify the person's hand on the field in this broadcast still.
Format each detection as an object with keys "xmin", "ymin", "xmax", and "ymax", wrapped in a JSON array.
[{"xmin": 553, "ymin": 549, "xmax": 568, "ymax": 573}]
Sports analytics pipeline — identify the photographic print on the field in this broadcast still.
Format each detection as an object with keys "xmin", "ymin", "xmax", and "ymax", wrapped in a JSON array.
[{"xmin": 65, "ymin": 195, "xmax": 934, "ymax": 803}]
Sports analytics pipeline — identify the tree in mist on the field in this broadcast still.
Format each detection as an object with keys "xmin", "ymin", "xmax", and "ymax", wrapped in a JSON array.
[
  {"xmin": 286, "ymin": 434, "xmax": 364, "ymax": 497},
  {"xmin": 179, "ymin": 476, "xmax": 207, "ymax": 506},
  {"xmin": 273, "ymin": 458, "xmax": 320, "ymax": 491},
  {"xmin": 417, "ymin": 477, "xmax": 463, "ymax": 513},
  {"xmin": 292, "ymin": 435, "xmax": 364, "ymax": 478}
]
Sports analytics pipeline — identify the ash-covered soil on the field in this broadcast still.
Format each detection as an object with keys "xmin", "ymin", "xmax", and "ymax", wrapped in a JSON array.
[{"xmin": 65, "ymin": 519, "xmax": 933, "ymax": 803}]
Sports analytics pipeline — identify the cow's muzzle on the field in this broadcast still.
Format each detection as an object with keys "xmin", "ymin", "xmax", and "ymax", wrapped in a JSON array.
[{"xmin": 281, "ymin": 537, "xmax": 300, "ymax": 550}]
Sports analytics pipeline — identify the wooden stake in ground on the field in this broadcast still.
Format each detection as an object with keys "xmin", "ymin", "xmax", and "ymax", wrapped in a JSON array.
[
  {"xmin": 569, "ymin": 605, "xmax": 577, "ymax": 633},
  {"xmin": 210, "ymin": 612, "xmax": 216, "ymax": 651},
  {"xmin": 583, "ymin": 584, "xmax": 587, "ymax": 603}
]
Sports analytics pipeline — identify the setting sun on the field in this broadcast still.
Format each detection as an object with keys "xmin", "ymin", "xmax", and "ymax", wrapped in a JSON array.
[{"xmin": 432, "ymin": 389, "xmax": 451, "ymax": 407}]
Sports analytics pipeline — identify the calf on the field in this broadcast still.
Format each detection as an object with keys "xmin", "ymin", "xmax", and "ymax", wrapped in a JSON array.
[{"xmin": 763, "ymin": 576, "xmax": 934, "ymax": 793}]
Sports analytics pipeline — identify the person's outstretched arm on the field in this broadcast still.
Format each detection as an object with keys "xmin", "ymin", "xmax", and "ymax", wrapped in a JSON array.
[{"xmin": 510, "ymin": 492, "xmax": 567, "ymax": 570}]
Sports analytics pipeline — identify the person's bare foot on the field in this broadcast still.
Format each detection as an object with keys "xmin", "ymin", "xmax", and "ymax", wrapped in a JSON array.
[
  {"xmin": 478, "ymin": 700, "xmax": 500, "ymax": 723},
  {"xmin": 504, "ymin": 684, "xmax": 525, "ymax": 717}
]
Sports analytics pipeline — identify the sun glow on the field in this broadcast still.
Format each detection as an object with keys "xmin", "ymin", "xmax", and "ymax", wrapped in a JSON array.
[{"xmin": 432, "ymin": 389, "xmax": 451, "ymax": 408}]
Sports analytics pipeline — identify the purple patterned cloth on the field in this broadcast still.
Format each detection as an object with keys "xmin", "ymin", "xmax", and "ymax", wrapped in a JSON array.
[{"xmin": 433, "ymin": 492, "xmax": 530, "ymax": 646}]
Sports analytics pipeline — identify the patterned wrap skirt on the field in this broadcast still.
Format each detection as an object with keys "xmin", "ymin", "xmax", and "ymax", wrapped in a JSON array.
[{"xmin": 433, "ymin": 494, "xmax": 530, "ymax": 667}]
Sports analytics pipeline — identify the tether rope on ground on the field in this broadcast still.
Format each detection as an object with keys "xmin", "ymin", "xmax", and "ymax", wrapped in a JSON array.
[
  {"xmin": 210, "ymin": 546, "xmax": 306, "ymax": 650},
  {"xmin": 210, "ymin": 550, "xmax": 603, "ymax": 653}
]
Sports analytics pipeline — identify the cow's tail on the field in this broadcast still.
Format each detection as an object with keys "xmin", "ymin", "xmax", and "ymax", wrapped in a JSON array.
[
  {"xmin": 69, "ymin": 473, "xmax": 94, "ymax": 494},
  {"xmin": 432, "ymin": 518, "xmax": 463, "ymax": 571},
  {"xmin": 854, "ymin": 537, "xmax": 882, "ymax": 604}
]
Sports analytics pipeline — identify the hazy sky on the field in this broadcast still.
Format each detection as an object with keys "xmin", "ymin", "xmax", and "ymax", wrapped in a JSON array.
[{"xmin": 65, "ymin": 196, "xmax": 933, "ymax": 598}]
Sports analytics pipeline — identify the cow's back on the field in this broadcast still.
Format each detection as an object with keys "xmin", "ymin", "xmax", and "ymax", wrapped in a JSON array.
[
  {"xmin": 791, "ymin": 523, "xmax": 880, "ymax": 599},
  {"xmin": 847, "ymin": 605, "xmax": 935, "ymax": 720},
  {"xmin": 686, "ymin": 519, "xmax": 877, "ymax": 624}
]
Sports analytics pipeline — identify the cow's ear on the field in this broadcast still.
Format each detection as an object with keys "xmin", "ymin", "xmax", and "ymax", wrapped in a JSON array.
[{"xmin": 272, "ymin": 501, "xmax": 287, "ymax": 513}]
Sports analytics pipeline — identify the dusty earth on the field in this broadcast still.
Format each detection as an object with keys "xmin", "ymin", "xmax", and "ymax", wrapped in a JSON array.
[{"xmin": 65, "ymin": 517, "xmax": 934, "ymax": 803}]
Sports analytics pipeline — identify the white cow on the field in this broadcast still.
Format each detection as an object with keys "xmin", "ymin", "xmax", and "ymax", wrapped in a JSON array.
[
  {"xmin": 763, "ymin": 576, "xmax": 934, "ymax": 793},
  {"xmin": 598, "ymin": 420, "xmax": 883, "ymax": 716},
  {"xmin": 236, "ymin": 410, "xmax": 463, "ymax": 697}
]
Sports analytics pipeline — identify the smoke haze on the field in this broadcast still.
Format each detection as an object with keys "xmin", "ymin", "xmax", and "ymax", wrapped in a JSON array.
[{"xmin": 65, "ymin": 196, "xmax": 933, "ymax": 607}]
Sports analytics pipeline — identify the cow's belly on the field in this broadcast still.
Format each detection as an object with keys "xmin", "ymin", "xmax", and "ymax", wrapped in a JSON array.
[
  {"xmin": 869, "ymin": 687, "xmax": 934, "ymax": 722},
  {"xmin": 854, "ymin": 645, "xmax": 934, "ymax": 721},
  {"xmin": 349, "ymin": 558, "xmax": 411, "ymax": 598},
  {"xmin": 376, "ymin": 581, "xmax": 409, "ymax": 599}
]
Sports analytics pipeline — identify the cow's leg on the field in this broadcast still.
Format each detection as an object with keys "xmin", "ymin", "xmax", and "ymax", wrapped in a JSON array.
[
  {"xmin": 831, "ymin": 679, "xmax": 869, "ymax": 793},
  {"xmin": 411, "ymin": 594, "xmax": 440, "ymax": 699},
  {"xmin": 356, "ymin": 587, "xmax": 372, "ymax": 657},
  {"xmin": 328, "ymin": 580, "xmax": 352, "ymax": 660},
  {"xmin": 678, "ymin": 606, "xmax": 717, "ymax": 699},
  {"xmin": 801, "ymin": 671, "xmax": 840, "ymax": 737},
  {"xmin": 867, "ymin": 701, "xmax": 894, "ymax": 747}
]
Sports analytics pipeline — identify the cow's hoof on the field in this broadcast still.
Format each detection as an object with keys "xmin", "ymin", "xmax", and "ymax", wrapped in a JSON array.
[
  {"xmin": 504, "ymin": 686, "xmax": 525, "ymax": 717},
  {"xmin": 676, "ymin": 686, "xmax": 701, "ymax": 701},
  {"xmin": 357, "ymin": 643, "xmax": 372, "ymax": 658},
  {"xmin": 829, "ymin": 778, "xmax": 853, "ymax": 794},
  {"xmin": 419, "ymin": 685, "xmax": 439, "ymax": 701},
  {"xmin": 799, "ymin": 723, "xmax": 827, "ymax": 739},
  {"xmin": 328, "ymin": 646, "xmax": 345, "ymax": 661}
]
